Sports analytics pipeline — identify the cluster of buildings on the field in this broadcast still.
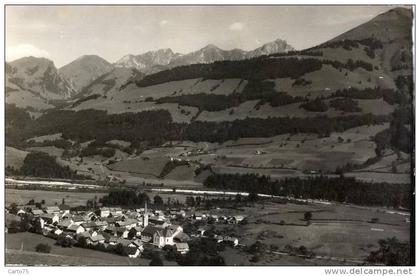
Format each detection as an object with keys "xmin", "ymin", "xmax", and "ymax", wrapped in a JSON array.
[
  {"xmin": 7, "ymin": 203, "xmax": 191, "ymax": 258},
  {"xmin": 6, "ymin": 201, "xmax": 246, "ymax": 259}
]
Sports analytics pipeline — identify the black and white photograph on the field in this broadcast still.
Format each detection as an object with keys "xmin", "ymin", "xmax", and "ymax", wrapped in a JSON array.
[{"xmin": 2, "ymin": 2, "xmax": 416, "ymax": 269}]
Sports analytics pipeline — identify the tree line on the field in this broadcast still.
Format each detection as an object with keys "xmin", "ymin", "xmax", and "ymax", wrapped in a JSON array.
[
  {"xmin": 7, "ymin": 151, "xmax": 88, "ymax": 180},
  {"xmin": 156, "ymin": 80, "xmax": 304, "ymax": 111},
  {"xmin": 7, "ymin": 105, "xmax": 390, "ymax": 149},
  {"xmin": 99, "ymin": 190, "xmax": 151, "ymax": 206},
  {"xmin": 183, "ymin": 114, "xmax": 388, "ymax": 143},
  {"xmin": 330, "ymin": 87, "xmax": 408, "ymax": 105},
  {"xmin": 203, "ymin": 173, "xmax": 411, "ymax": 208},
  {"xmin": 134, "ymin": 56, "xmax": 374, "ymax": 88}
]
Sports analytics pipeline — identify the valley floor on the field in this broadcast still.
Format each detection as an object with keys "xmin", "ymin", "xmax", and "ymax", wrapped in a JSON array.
[{"xmin": 5, "ymin": 188, "xmax": 411, "ymax": 266}]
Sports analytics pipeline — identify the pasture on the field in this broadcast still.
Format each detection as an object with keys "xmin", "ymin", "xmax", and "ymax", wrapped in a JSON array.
[
  {"xmin": 108, "ymin": 156, "xmax": 169, "ymax": 178},
  {"xmin": 211, "ymin": 201, "xmax": 410, "ymax": 262},
  {"xmin": 6, "ymin": 146, "xmax": 29, "ymax": 170},
  {"xmin": 26, "ymin": 146, "xmax": 64, "ymax": 157},
  {"xmin": 6, "ymin": 189, "xmax": 107, "ymax": 207},
  {"xmin": 26, "ymin": 133, "xmax": 62, "ymax": 143}
]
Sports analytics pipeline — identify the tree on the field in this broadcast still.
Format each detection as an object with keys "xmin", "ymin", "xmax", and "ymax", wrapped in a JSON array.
[
  {"xmin": 56, "ymin": 235, "xmax": 74, "ymax": 247},
  {"xmin": 304, "ymin": 211, "xmax": 312, "ymax": 221},
  {"xmin": 20, "ymin": 151, "xmax": 82, "ymax": 179},
  {"xmin": 150, "ymin": 254, "xmax": 164, "ymax": 266},
  {"xmin": 391, "ymin": 162, "xmax": 398, "ymax": 173},
  {"xmin": 35, "ymin": 243, "xmax": 51, "ymax": 253},
  {"xmin": 250, "ymin": 254, "xmax": 261, "ymax": 263},
  {"xmin": 19, "ymin": 214, "xmax": 32, "ymax": 232},
  {"xmin": 196, "ymin": 196, "xmax": 202, "ymax": 206},
  {"xmin": 186, "ymin": 196, "xmax": 196, "ymax": 207},
  {"xmin": 114, "ymin": 243, "xmax": 125, "ymax": 256},
  {"xmin": 128, "ymin": 228, "xmax": 137, "ymax": 239},
  {"xmin": 9, "ymin": 203, "xmax": 18, "ymax": 214},
  {"xmin": 137, "ymin": 192, "xmax": 150, "ymax": 205},
  {"xmin": 77, "ymin": 237, "xmax": 87, "ymax": 248},
  {"xmin": 153, "ymin": 195, "xmax": 164, "ymax": 206},
  {"xmin": 248, "ymin": 192, "xmax": 259, "ymax": 202},
  {"xmin": 366, "ymin": 237, "xmax": 410, "ymax": 265},
  {"xmin": 86, "ymin": 200, "xmax": 94, "ymax": 209}
]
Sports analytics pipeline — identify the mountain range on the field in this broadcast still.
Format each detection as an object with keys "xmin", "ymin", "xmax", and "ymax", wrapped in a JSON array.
[
  {"xmin": 5, "ymin": 57, "xmax": 76, "ymax": 105},
  {"xmin": 5, "ymin": 38, "xmax": 294, "ymax": 105},
  {"xmin": 115, "ymin": 39, "xmax": 294, "ymax": 74},
  {"xmin": 59, "ymin": 55, "xmax": 115, "ymax": 92},
  {"xmin": 5, "ymin": 7, "xmax": 414, "ymax": 185}
]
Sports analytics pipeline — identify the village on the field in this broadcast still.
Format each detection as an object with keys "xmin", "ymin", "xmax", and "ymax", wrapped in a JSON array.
[{"xmin": 5, "ymin": 199, "xmax": 245, "ymax": 263}]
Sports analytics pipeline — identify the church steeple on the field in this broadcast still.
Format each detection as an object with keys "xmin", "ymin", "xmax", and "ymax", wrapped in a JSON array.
[{"xmin": 143, "ymin": 201, "xmax": 148, "ymax": 227}]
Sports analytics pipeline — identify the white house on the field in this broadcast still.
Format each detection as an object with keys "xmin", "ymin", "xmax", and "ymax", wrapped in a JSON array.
[
  {"xmin": 115, "ymin": 219, "xmax": 137, "ymax": 229},
  {"xmin": 175, "ymin": 243, "xmax": 190, "ymax": 254},
  {"xmin": 45, "ymin": 206, "xmax": 60, "ymax": 214},
  {"xmin": 57, "ymin": 219, "xmax": 73, "ymax": 229},
  {"xmin": 17, "ymin": 209, "xmax": 26, "ymax": 216},
  {"xmin": 99, "ymin": 208, "xmax": 110, "ymax": 218},
  {"xmin": 145, "ymin": 225, "xmax": 183, "ymax": 248},
  {"xmin": 67, "ymin": 224, "xmax": 85, "ymax": 234},
  {"xmin": 70, "ymin": 215, "xmax": 84, "ymax": 225},
  {"xmin": 40, "ymin": 213, "xmax": 59, "ymax": 227},
  {"xmin": 94, "ymin": 221, "xmax": 108, "ymax": 230},
  {"xmin": 141, "ymin": 226, "xmax": 160, "ymax": 243},
  {"xmin": 31, "ymin": 209, "xmax": 44, "ymax": 217},
  {"xmin": 87, "ymin": 234, "xmax": 105, "ymax": 245}
]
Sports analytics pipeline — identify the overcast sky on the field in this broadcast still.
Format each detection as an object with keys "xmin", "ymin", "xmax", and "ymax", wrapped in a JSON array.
[{"xmin": 6, "ymin": 5, "xmax": 407, "ymax": 67}]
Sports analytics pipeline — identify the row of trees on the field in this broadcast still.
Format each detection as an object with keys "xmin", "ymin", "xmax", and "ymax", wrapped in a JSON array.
[
  {"xmin": 299, "ymin": 98, "xmax": 329, "ymax": 112},
  {"xmin": 330, "ymin": 87, "xmax": 408, "ymax": 105},
  {"xmin": 203, "ymin": 173, "xmax": 411, "ymax": 208},
  {"xmin": 373, "ymin": 107, "xmax": 413, "ymax": 155},
  {"xmin": 7, "ymin": 104, "xmax": 390, "ymax": 149},
  {"xmin": 183, "ymin": 114, "xmax": 388, "ymax": 143},
  {"xmin": 8, "ymin": 151, "xmax": 87, "ymax": 180},
  {"xmin": 80, "ymin": 145, "xmax": 116, "ymax": 158},
  {"xmin": 99, "ymin": 190, "xmax": 151, "ymax": 206},
  {"xmin": 25, "ymin": 139, "xmax": 73, "ymax": 150},
  {"xmin": 135, "ymin": 56, "xmax": 374, "ymax": 88},
  {"xmin": 8, "ymin": 108, "xmax": 181, "ymax": 149},
  {"xmin": 329, "ymin": 98, "xmax": 362, "ymax": 112},
  {"xmin": 157, "ymin": 80, "xmax": 304, "ymax": 111},
  {"xmin": 314, "ymin": 38, "xmax": 383, "ymax": 52}
]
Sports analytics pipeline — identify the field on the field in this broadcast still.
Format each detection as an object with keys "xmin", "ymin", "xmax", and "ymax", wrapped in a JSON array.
[
  {"xmin": 6, "ymin": 90, "xmax": 54, "ymax": 111},
  {"xmin": 26, "ymin": 146, "xmax": 64, "ymax": 158},
  {"xmin": 164, "ymin": 124, "xmax": 385, "ymax": 173},
  {"xmin": 344, "ymin": 172, "xmax": 411, "ymax": 184},
  {"xmin": 11, "ymin": 122, "xmax": 410, "ymax": 186},
  {"xmin": 26, "ymin": 133, "xmax": 63, "ymax": 143},
  {"xmin": 6, "ymin": 190, "xmax": 411, "ymax": 266},
  {"xmin": 196, "ymin": 98, "xmax": 395, "ymax": 122},
  {"xmin": 6, "ymin": 189, "xmax": 107, "ymax": 207},
  {"xmin": 6, "ymin": 146, "xmax": 29, "ymax": 170},
  {"xmin": 98, "ymin": 124, "xmax": 410, "ymax": 184},
  {"xmin": 205, "ymin": 201, "xmax": 411, "ymax": 264},
  {"xmin": 108, "ymin": 156, "xmax": 170, "ymax": 178},
  {"xmin": 106, "ymin": 139, "xmax": 131, "ymax": 148},
  {"xmin": 68, "ymin": 65, "xmax": 397, "ymax": 124}
]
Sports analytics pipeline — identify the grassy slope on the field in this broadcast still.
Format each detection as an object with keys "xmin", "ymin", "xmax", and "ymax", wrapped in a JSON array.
[{"xmin": 6, "ymin": 146, "xmax": 29, "ymax": 170}]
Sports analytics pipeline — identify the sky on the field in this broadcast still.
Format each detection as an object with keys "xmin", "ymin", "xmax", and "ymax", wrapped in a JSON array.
[{"xmin": 5, "ymin": 5, "xmax": 407, "ymax": 67}]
